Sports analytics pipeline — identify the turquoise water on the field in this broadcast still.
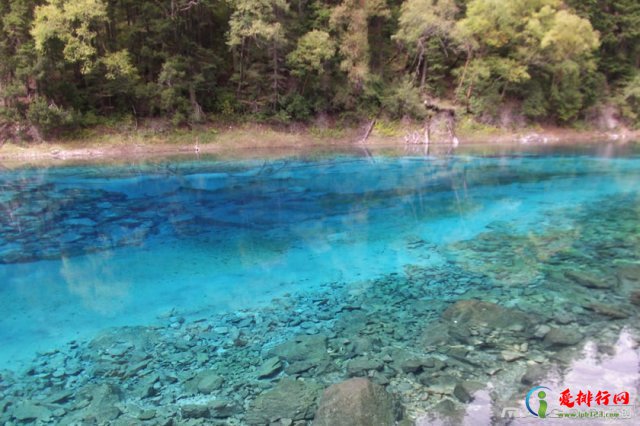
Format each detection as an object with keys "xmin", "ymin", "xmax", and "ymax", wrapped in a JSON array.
[{"xmin": 1, "ymin": 144, "xmax": 639, "ymax": 424}]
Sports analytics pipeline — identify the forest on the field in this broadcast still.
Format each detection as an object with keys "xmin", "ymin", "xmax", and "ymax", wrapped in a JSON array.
[{"xmin": 0, "ymin": 0, "xmax": 639, "ymax": 139}]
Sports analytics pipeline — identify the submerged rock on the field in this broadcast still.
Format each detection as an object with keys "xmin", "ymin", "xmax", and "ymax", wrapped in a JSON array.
[
  {"xmin": 453, "ymin": 380, "xmax": 483, "ymax": 403},
  {"xmin": 314, "ymin": 378, "xmax": 399, "ymax": 426},
  {"xmin": 543, "ymin": 327, "xmax": 584, "ymax": 348},
  {"xmin": 346, "ymin": 357, "xmax": 384, "ymax": 376},
  {"xmin": 180, "ymin": 399, "xmax": 239, "ymax": 420},
  {"xmin": 245, "ymin": 378, "xmax": 322, "ymax": 424},
  {"xmin": 564, "ymin": 270, "xmax": 614, "ymax": 289},
  {"xmin": 71, "ymin": 383, "xmax": 123, "ymax": 422},
  {"xmin": 181, "ymin": 404, "xmax": 210, "ymax": 419},
  {"xmin": 521, "ymin": 364, "xmax": 549, "ymax": 386},
  {"xmin": 209, "ymin": 399, "xmax": 240, "ymax": 419},
  {"xmin": 500, "ymin": 350, "xmax": 524, "ymax": 362},
  {"xmin": 196, "ymin": 370, "xmax": 225, "ymax": 394},
  {"xmin": 585, "ymin": 303, "xmax": 631, "ymax": 319},
  {"xmin": 441, "ymin": 300, "xmax": 530, "ymax": 331},
  {"xmin": 268, "ymin": 334, "xmax": 328, "ymax": 364},
  {"xmin": 616, "ymin": 263, "xmax": 640, "ymax": 287},
  {"xmin": 12, "ymin": 401, "xmax": 51, "ymax": 422},
  {"xmin": 257, "ymin": 356, "xmax": 283, "ymax": 379}
]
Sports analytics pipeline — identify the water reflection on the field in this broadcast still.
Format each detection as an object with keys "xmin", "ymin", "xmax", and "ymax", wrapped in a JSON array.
[
  {"xmin": 60, "ymin": 251, "xmax": 132, "ymax": 315},
  {"xmin": 420, "ymin": 329, "xmax": 640, "ymax": 426}
]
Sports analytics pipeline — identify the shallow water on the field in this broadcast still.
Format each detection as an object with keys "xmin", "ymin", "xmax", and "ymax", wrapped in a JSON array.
[{"xmin": 1, "ymin": 143, "xmax": 639, "ymax": 425}]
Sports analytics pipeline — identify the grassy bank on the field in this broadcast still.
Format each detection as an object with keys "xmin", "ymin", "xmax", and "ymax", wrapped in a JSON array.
[{"xmin": 1, "ymin": 120, "xmax": 638, "ymax": 167}]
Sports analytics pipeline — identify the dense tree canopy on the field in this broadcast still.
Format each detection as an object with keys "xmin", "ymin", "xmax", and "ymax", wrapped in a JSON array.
[{"xmin": 0, "ymin": 0, "xmax": 638, "ymax": 138}]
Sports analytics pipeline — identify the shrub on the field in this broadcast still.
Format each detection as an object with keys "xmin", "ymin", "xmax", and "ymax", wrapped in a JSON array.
[{"xmin": 26, "ymin": 98, "xmax": 76, "ymax": 137}]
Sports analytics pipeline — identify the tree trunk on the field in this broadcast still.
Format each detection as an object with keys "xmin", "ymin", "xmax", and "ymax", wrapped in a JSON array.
[
  {"xmin": 420, "ymin": 52, "xmax": 428, "ymax": 89},
  {"xmin": 189, "ymin": 85, "xmax": 203, "ymax": 123},
  {"xmin": 360, "ymin": 119, "xmax": 376, "ymax": 144},
  {"xmin": 237, "ymin": 38, "xmax": 245, "ymax": 97},
  {"xmin": 272, "ymin": 40, "xmax": 279, "ymax": 110}
]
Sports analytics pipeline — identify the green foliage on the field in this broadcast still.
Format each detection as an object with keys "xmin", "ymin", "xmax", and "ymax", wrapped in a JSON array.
[
  {"xmin": 26, "ymin": 97, "xmax": 75, "ymax": 136},
  {"xmin": 456, "ymin": 0, "xmax": 600, "ymax": 122},
  {"xmin": 567, "ymin": 0, "xmax": 640, "ymax": 83},
  {"xmin": 0, "ymin": 0, "xmax": 635, "ymax": 136},
  {"xmin": 227, "ymin": 0, "xmax": 288, "ymax": 48},
  {"xmin": 102, "ymin": 50, "xmax": 137, "ymax": 81},
  {"xmin": 373, "ymin": 119, "xmax": 402, "ymax": 137},
  {"xmin": 619, "ymin": 74, "xmax": 640, "ymax": 127},
  {"xmin": 287, "ymin": 30, "xmax": 335, "ymax": 77},
  {"xmin": 330, "ymin": 0, "xmax": 389, "ymax": 94},
  {"xmin": 32, "ymin": 0, "xmax": 108, "ymax": 73},
  {"xmin": 393, "ymin": 0, "xmax": 459, "ymax": 92},
  {"xmin": 382, "ymin": 76, "xmax": 426, "ymax": 119},
  {"xmin": 280, "ymin": 94, "xmax": 312, "ymax": 121}
]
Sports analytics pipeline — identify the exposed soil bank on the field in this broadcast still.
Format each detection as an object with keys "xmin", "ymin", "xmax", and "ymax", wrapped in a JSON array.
[{"xmin": 0, "ymin": 122, "xmax": 638, "ymax": 168}]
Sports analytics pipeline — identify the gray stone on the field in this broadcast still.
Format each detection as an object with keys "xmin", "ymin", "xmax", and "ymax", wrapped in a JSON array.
[
  {"xmin": 138, "ymin": 409, "xmax": 156, "ymax": 420},
  {"xmin": 554, "ymin": 313, "xmax": 574, "ymax": 325},
  {"xmin": 585, "ymin": 303, "xmax": 630, "ymax": 319},
  {"xmin": 433, "ymin": 399, "xmax": 457, "ymax": 415},
  {"xmin": 196, "ymin": 371, "xmax": 225, "ymax": 394},
  {"xmin": 543, "ymin": 327, "xmax": 584, "ymax": 347},
  {"xmin": 45, "ymin": 389, "xmax": 74, "ymax": 404},
  {"xmin": 400, "ymin": 358, "xmax": 426, "ymax": 373},
  {"xmin": 257, "ymin": 357, "xmax": 283, "ymax": 379},
  {"xmin": 420, "ymin": 374, "xmax": 457, "ymax": 395},
  {"xmin": 616, "ymin": 263, "xmax": 640, "ymax": 286},
  {"xmin": 208, "ymin": 399, "xmax": 239, "ymax": 418},
  {"xmin": 352, "ymin": 337, "xmax": 374, "ymax": 355},
  {"xmin": 441, "ymin": 299, "xmax": 530, "ymax": 331},
  {"xmin": 453, "ymin": 381, "xmax": 483, "ymax": 403},
  {"xmin": 313, "ymin": 378, "xmax": 398, "ymax": 426},
  {"xmin": 12, "ymin": 401, "xmax": 51, "ymax": 422},
  {"xmin": 521, "ymin": 365, "xmax": 548, "ymax": 386},
  {"xmin": 347, "ymin": 357, "xmax": 384, "ymax": 376},
  {"xmin": 181, "ymin": 404, "xmax": 210, "ymax": 419},
  {"xmin": 532, "ymin": 325, "xmax": 551, "ymax": 339},
  {"xmin": 269, "ymin": 334, "xmax": 328, "ymax": 364},
  {"xmin": 73, "ymin": 383, "xmax": 123, "ymax": 422},
  {"xmin": 371, "ymin": 371, "xmax": 391, "ymax": 386},
  {"xmin": 285, "ymin": 360, "xmax": 315, "ymax": 375},
  {"xmin": 565, "ymin": 270, "xmax": 613, "ymax": 289},
  {"xmin": 245, "ymin": 378, "xmax": 322, "ymax": 424},
  {"xmin": 631, "ymin": 291, "xmax": 640, "ymax": 306},
  {"xmin": 500, "ymin": 350, "xmax": 524, "ymax": 362}
]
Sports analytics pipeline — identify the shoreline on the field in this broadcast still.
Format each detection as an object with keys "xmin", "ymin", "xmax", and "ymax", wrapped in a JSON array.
[{"xmin": 1, "ymin": 123, "xmax": 638, "ymax": 167}]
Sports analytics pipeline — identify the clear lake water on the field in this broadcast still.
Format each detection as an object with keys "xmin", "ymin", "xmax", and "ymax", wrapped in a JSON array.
[{"xmin": 0, "ymin": 143, "xmax": 639, "ymax": 425}]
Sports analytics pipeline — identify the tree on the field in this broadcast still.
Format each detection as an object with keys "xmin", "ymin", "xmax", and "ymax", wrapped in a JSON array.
[
  {"xmin": 567, "ymin": 0, "xmax": 640, "ymax": 84},
  {"xmin": 1, "ymin": 0, "xmax": 38, "ymax": 118},
  {"xmin": 393, "ymin": 0, "xmax": 459, "ymax": 90},
  {"xmin": 227, "ymin": 0, "xmax": 289, "ymax": 111},
  {"xmin": 455, "ymin": 0, "xmax": 600, "ymax": 121},
  {"xmin": 32, "ymin": 0, "xmax": 109, "ymax": 74},
  {"xmin": 287, "ymin": 30, "xmax": 335, "ymax": 78},
  {"xmin": 329, "ymin": 0, "xmax": 389, "ymax": 95}
]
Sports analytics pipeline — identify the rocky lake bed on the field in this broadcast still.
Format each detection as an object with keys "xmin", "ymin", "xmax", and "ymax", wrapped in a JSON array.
[
  {"xmin": 1, "ymin": 190, "xmax": 640, "ymax": 425},
  {"xmin": 2, "ymin": 154, "xmax": 640, "ymax": 425}
]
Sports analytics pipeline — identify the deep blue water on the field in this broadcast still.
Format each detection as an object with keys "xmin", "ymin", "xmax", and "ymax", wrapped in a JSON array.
[{"xmin": 1, "ymin": 144, "xmax": 639, "ymax": 424}]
